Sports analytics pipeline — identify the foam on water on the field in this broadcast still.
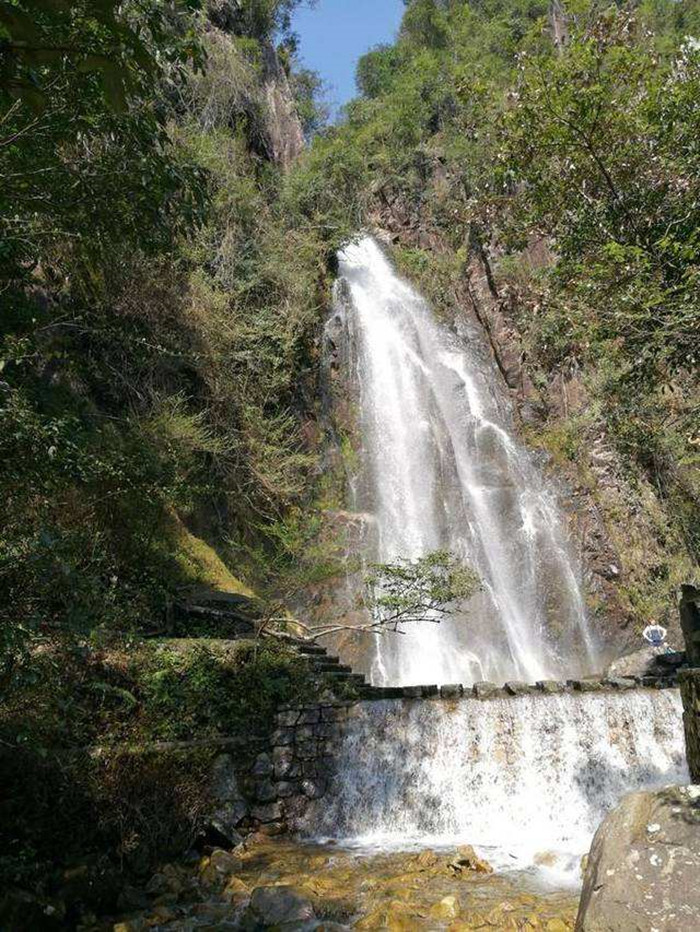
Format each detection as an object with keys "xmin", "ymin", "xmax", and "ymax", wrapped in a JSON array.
[{"xmin": 304, "ymin": 690, "xmax": 688, "ymax": 886}]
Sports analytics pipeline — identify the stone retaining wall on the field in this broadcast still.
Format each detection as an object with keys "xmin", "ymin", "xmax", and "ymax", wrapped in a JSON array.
[
  {"xmin": 243, "ymin": 676, "xmax": 680, "ymax": 836},
  {"xmin": 679, "ymin": 669, "xmax": 700, "ymax": 782}
]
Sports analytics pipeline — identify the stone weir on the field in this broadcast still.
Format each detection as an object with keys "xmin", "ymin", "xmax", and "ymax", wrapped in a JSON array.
[{"xmin": 243, "ymin": 674, "xmax": 685, "ymax": 841}]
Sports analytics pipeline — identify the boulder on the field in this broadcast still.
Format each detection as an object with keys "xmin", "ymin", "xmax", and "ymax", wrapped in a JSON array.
[
  {"xmin": 449, "ymin": 845, "xmax": 493, "ymax": 875},
  {"xmin": 242, "ymin": 885, "xmax": 315, "ymax": 928},
  {"xmin": 605, "ymin": 646, "xmax": 679, "ymax": 680},
  {"xmin": 199, "ymin": 848, "xmax": 243, "ymax": 887},
  {"xmin": 204, "ymin": 754, "xmax": 248, "ymax": 846},
  {"xmin": 576, "ymin": 785, "xmax": 700, "ymax": 931},
  {"xmin": 252, "ymin": 752, "xmax": 274, "ymax": 777}
]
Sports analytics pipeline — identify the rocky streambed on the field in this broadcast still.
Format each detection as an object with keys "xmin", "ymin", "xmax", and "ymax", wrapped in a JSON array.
[{"xmin": 109, "ymin": 838, "xmax": 578, "ymax": 931}]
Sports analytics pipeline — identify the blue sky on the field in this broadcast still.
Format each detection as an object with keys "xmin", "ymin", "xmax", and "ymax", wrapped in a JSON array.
[{"xmin": 292, "ymin": 0, "xmax": 405, "ymax": 118}]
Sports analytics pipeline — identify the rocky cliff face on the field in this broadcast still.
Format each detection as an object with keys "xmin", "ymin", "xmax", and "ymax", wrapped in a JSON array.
[
  {"xmin": 203, "ymin": 2, "xmax": 305, "ymax": 171},
  {"xmin": 259, "ymin": 42, "xmax": 305, "ymax": 169},
  {"xmin": 363, "ymin": 180, "xmax": 692, "ymax": 656}
]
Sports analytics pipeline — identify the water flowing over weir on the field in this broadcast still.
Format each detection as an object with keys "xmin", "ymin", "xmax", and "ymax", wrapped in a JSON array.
[
  {"xmin": 332, "ymin": 236, "xmax": 595, "ymax": 686},
  {"xmin": 303, "ymin": 690, "xmax": 689, "ymax": 885}
]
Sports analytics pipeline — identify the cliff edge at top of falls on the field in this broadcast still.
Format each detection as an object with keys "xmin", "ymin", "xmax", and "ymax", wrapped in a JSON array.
[{"xmin": 576, "ymin": 785, "xmax": 700, "ymax": 931}]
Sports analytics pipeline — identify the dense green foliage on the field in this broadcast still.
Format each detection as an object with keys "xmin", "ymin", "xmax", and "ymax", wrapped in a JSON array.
[
  {"xmin": 0, "ymin": 637, "xmax": 315, "ymax": 912},
  {"xmin": 367, "ymin": 550, "xmax": 481, "ymax": 632},
  {"xmin": 0, "ymin": 0, "xmax": 329, "ymax": 676}
]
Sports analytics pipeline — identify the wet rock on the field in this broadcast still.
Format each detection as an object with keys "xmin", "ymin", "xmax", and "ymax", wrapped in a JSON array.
[
  {"xmin": 204, "ymin": 803, "xmax": 247, "ymax": 848},
  {"xmin": 258, "ymin": 821, "xmax": 288, "ymax": 837},
  {"xmin": 680, "ymin": 669, "xmax": 700, "ymax": 782},
  {"xmin": 656, "ymin": 650, "xmax": 686, "ymax": 669},
  {"xmin": 252, "ymin": 753, "xmax": 274, "ymax": 777},
  {"xmin": 429, "ymin": 894, "xmax": 459, "ymax": 920},
  {"xmin": 355, "ymin": 903, "xmax": 416, "ymax": 931},
  {"xmin": 204, "ymin": 754, "xmax": 249, "ymax": 846},
  {"xmin": 605, "ymin": 646, "xmax": 674, "ymax": 680},
  {"xmin": 273, "ymin": 749, "xmax": 301, "ymax": 781},
  {"xmin": 569, "ymin": 679, "xmax": 605, "ymax": 692},
  {"xmin": 301, "ymin": 778, "xmax": 326, "ymax": 799},
  {"xmin": 145, "ymin": 904, "xmax": 178, "ymax": 925},
  {"xmin": 577, "ymin": 785, "xmax": 700, "ymax": 931},
  {"xmin": 242, "ymin": 885, "xmax": 315, "ymax": 928},
  {"xmin": 505, "ymin": 681, "xmax": 533, "ymax": 696},
  {"xmin": 472, "ymin": 681, "xmax": 500, "ymax": 699},
  {"xmin": 275, "ymin": 780, "xmax": 298, "ymax": 798},
  {"xmin": 199, "ymin": 848, "xmax": 243, "ymax": 887},
  {"xmin": 145, "ymin": 864, "xmax": 184, "ymax": 898},
  {"xmin": 255, "ymin": 779, "xmax": 278, "ymax": 803},
  {"xmin": 402, "ymin": 685, "xmax": 439, "ymax": 698},
  {"xmin": 411, "ymin": 849, "xmax": 440, "ymax": 870},
  {"xmin": 449, "ymin": 845, "xmax": 493, "ymax": 875},
  {"xmin": 537, "ymin": 680, "xmax": 567, "ymax": 693},
  {"xmin": 440, "ymin": 684, "xmax": 463, "ymax": 699},
  {"xmin": 223, "ymin": 875, "xmax": 251, "ymax": 907},
  {"xmin": 250, "ymin": 801, "xmax": 284, "ymax": 823},
  {"xmin": 603, "ymin": 676, "xmax": 636, "ymax": 690}
]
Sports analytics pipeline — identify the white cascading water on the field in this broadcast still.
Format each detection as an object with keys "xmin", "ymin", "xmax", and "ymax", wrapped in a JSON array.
[
  {"xmin": 317, "ymin": 236, "xmax": 690, "ymax": 886},
  {"xmin": 333, "ymin": 236, "xmax": 596, "ymax": 686},
  {"xmin": 305, "ymin": 691, "xmax": 689, "ymax": 885}
]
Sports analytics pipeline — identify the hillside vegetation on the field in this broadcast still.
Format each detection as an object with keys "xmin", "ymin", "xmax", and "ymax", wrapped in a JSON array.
[
  {"xmin": 1, "ymin": 0, "xmax": 332, "ymax": 678},
  {"xmin": 2, "ymin": 0, "xmax": 700, "ymax": 919},
  {"xmin": 294, "ymin": 0, "xmax": 700, "ymax": 633}
]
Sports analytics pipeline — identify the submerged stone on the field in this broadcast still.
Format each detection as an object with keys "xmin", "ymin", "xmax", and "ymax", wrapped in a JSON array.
[
  {"xmin": 449, "ymin": 845, "xmax": 493, "ymax": 875},
  {"xmin": 242, "ymin": 885, "xmax": 315, "ymax": 927}
]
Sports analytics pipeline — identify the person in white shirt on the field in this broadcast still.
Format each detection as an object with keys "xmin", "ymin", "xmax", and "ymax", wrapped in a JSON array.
[{"xmin": 643, "ymin": 623, "xmax": 667, "ymax": 648}]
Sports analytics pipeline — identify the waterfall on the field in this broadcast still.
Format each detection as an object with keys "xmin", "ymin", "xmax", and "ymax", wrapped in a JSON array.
[
  {"xmin": 334, "ymin": 236, "xmax": 596, "ymax": 686},
  {"xmin": 304, "ymin": 690, "xmax": 689, "ymax": 885}
]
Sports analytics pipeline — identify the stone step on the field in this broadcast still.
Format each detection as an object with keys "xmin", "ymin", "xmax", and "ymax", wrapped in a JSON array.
[
  {"xmin": 315, "ymin": 662, "xmax": 351, "ymax": 674},
  {"xmin": 324, "ymin": 671, "xmax": 367, "ymax": 685},
  {"xmin": 296, "ymin": 644, "xmax": 328, "ymax": 656}
]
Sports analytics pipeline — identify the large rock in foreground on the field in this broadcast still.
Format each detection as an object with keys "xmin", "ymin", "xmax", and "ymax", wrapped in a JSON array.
[{"xmin": 576, "ymin": 785, "xmax": 700, "ymax": 931}]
